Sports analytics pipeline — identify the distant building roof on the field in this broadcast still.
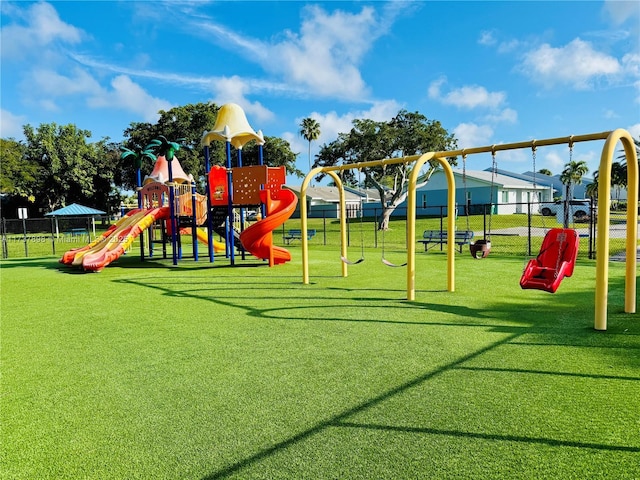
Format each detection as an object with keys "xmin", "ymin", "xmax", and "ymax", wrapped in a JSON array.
[
  {"xmin": 453, "ymin": 168, "xmax": 543, "ymax": 189},
  {"xmin": 288, "ymin": 186, "xmax": 365, "ymax": 203},
  {"xmin": 45, "ymin": 203, "xmax": 106, "ymax": 216}
]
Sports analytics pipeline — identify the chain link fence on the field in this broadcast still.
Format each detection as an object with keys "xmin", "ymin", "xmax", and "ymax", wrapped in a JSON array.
[
  {"xmin": 1, "ymin": 216, "xmax": 109, "ymax": 259},
  {"xmin": 2, "ymin": 203, "xmax": 633, "ymax": 260}
]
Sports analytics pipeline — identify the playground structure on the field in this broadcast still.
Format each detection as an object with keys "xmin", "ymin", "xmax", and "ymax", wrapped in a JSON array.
[
  {"xmin": 60, "ymin": 103, "xmax": 297, "ymax": 271},
  {"xmin": 299, "ymin": 129, "xmax": 638, "ymax": 331}
]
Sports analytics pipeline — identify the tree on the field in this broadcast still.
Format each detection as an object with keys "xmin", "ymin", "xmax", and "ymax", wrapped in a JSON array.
[
  {"xmin": 299, "ymin": 117, "xmax": 321, "ymax": 173},
  {"xmin": 120, "ymin": 143, "xmax": 158, "ymax": 209},
  {"xmin": 315, "ymin": 110, "xmax": 457, "ymax": 229},
  {"xmin": 241, "ymin": 136, "xmax": 303, "ymax": 177},
  {"xmin": 121, "ymin": 103, "xmax": 223, "ymax": 191},
  {"xmin": 92, "ymin": 138, "xmax": 126, "ymax": 216},
  {"xmin": 585, "ymin": 176, "xmax": 598, "ymax": 200},
  {"xmin": 0, "ymin": 138, "xmax": 36, "ymax": 201},
  {"xmin": 610, "ymin": 161, "xmax": 627, "ymax": 208},
  {"xmin": 538, "ymin": 168, "xmax": 552, "ymax": 176},
  {"xmin": 21, "ymin": 123, "xmax": 119, "ymax": 213},
  {"xmin": 559, "ymin": 159, "xmax": 589, "ymax": 227},
  {"xmin": 121, "ymin": 102, "xmax": 301, "ymax": 191},
  {"xmin": 560, "ymin": 160, "xmax": 589, "ymax": 201}
]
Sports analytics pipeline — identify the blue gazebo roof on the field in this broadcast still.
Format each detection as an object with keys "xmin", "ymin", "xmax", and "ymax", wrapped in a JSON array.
[{"xmin": 45, "ymin": 203, "xmax": 106, "ymax": 216}]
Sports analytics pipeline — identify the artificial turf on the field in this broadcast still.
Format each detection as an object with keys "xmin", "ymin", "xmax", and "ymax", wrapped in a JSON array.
[{"xmin": 1, "ymin": 246, "xmax": 638, "ymax": 479}]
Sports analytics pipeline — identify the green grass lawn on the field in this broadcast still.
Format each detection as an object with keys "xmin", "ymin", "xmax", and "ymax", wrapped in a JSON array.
[{"xmin": 1, "ymin": 246, "xmax": 639, "ymax": 479}]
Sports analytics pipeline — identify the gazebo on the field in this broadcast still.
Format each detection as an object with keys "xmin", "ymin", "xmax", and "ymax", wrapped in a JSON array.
[{"xmin": 45, "ymin": 203, "xmax": 106, "ymax": 237}]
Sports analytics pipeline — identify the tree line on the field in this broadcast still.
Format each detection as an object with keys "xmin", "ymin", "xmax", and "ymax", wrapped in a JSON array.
[
  {"xmin": 2, "ymin": 100, "xmax": 637, "ymax": 224},
  {"xmin": 1, "ymin": 103, "xmax": 302, "ymax": 218}
]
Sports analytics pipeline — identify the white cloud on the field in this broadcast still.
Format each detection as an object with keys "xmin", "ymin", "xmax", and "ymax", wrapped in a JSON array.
[
  {"xmin": 484, "ymin": 108, "xmax": 518, "ymax": 124},
  {"xmin": 544, "ymin": 150, "xmax": 567, "ymax": 171},
  {"xmin": 520, "ymin": 38, "xmax": 621, "ymax": 89},
  {"xmin": 0, "ymin": 2, "xmax": 83, "ymax": 60},
  {"xmin": 211, "ymin": 76, "xmax": 274, "ymax": 123},
  {"xmin": 627, "ymin": 123, "xmax": 640, "ymax": 138},
  {"xmin": 87, "ymin": 75, "xmax": 172, "ymax": 122},
  {"xmin": 284, "ymin": 100, "xmax": 401, "ymax": 166},
  {"xmin": 604, "ymin": 109, "xmax": 619, "ymax": 119},
  {"xmin": 478, "ymin": 30, "xmax": 497, "ymax": 46},
  {"xmin": 602, "ymin": 0, "xmax": 640, "ymax": 25},
  {"xmin": 453, "ymin": 123, "xmax": 494, "ymax": 149},
  {"xmin": 29, "ymin": 67, "xmax": 102, "ymax": 97},
  {"xmin": 0, "ymin": 109, "xmax": 27, "ymax": 139},
  {"xmin": 428, "ymin": 77, "xmax": 506, "ymax": 109},
  {"xmin": 497, "ymin": 39, "xmax": 522, "ymax": 54},
  {"xmin": 194, "ymin": 5, "xmax": 403, "ymax": 100}
]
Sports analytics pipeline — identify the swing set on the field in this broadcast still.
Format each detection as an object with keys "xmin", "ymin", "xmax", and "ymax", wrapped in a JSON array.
[
  {"xmin": 339, "ymin": 169, "xmax": 407, "ymax": 267},
  {"xmin": 518, "ymin": 142, "xmax": 581, "ymax": 293},
  {"xmin": 300, "ymin": 129, "xmax": 637, "ymax": 331}
]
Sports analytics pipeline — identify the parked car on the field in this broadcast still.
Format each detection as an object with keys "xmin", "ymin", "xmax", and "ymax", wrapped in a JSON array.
[{"xmin": 539, "ymin": 199, "xmax": 591, "ymax": 218}]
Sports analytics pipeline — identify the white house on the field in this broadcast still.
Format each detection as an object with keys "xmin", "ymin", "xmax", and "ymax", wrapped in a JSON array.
[{"xmin": 406, "ymin": 167, "xmax": 550, "ymax": 216}]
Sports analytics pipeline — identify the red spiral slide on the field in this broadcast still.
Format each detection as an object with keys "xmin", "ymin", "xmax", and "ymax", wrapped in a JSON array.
[{"xmin": 239, "ymin": 188, "xmax": 298, "ymax": 266}]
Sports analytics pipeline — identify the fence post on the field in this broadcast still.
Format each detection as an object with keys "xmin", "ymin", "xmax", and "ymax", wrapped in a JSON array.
[
  {"xmin": 374, "ymin": 208, "xmax": 378, "ymax": 248},
  {"xmin": 323, "ymin": 210, "xmax": 327, "ymax": 246},
  {"xmin": 22, "ymin": 217, "xmax": 28, "ymax": 257},
  {"xmin": 589, "ymin": 198, "xmax": 595, "ymax": 259},
  {"xmin": 51, "ymin": 217, "xmax": 56, "ymax": 256},
  {"xmin": 483, "ymin": 204, "xmax": 488, "ymax": 238},
  {"xmin": 1, "ymin": 218, "xmax": 7, "ymax": 259}
]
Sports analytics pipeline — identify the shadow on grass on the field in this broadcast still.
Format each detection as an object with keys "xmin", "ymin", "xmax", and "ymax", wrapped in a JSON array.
[
  {"xmin": 200, "ymin": 328, "xmax": 640, "ymax": 479},
  {"xmin": 332, "ymin": 421, "xmax": 640, "ymax": 453},
  {"xmin": 111, "ymin": 262, "xmax": 638, "ymax": 479},
  {"xmin": 0, "ymin": 256, "xmax": 60, "ymax": 270}
]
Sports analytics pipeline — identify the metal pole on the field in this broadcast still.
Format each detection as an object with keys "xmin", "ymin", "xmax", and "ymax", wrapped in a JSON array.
[
  {"xmin": 51, "ymin": 217, "xmax": 56, "ymax": 256},
  {"xmin": 203, "ymin": 145, "xmax": 215, "ymax": 263},
  {"xmin": 225, "ymin": 141, "xmax": 235, "ymax": 265},
  {"xmin": 191, "ymin": 182, "xmax": 198, "ymax": 261},
  {"xmin": 2, "ymin": 218, "xmax": 8, "ymax": 259},
  {"xmin": 22, "ymin": 217, "xmax": 28, "ymax": 257},
  {"xmin": 167, "ymin": 155, "xmax": 178, "ymax": 266}
]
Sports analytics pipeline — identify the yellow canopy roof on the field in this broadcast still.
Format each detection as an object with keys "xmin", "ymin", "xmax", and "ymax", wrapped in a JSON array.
[{"xmin": 200, "ymin": 103, "xmax": 264, "ymax": 149}]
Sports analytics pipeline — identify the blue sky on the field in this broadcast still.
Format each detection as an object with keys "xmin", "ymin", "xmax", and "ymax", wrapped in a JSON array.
[{"xmin": 1, "ymin": 1, "xmax": 638, "ymax": 183}]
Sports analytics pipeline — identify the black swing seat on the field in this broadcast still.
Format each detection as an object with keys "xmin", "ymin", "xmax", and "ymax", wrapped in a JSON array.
[
  {"xmin": 341, "ymin": 255, "xmax": 364, "ymax": 265},
  {"xmin": 470, "ymin": 239, "xmax": 491, "ymax": 259},
  {"xmin": 520, "ymin": 228, "xmax": 579, "ymax": 293}
]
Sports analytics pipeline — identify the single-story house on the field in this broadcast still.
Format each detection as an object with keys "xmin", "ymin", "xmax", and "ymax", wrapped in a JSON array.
[
  {"xmin": 286, "ymin": 185, "xmax": 381, "ymax": 219},
  {"xmin": 499, "ymin": 170, "xmax": 595, "ymax": 200},
  {"xmin": 391, "ymin": 167, "xmax": 550, "ymax": 217}
]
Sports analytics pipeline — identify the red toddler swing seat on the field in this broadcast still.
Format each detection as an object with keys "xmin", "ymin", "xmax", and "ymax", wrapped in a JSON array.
[{"xmin": 520, "ymin": 228, "xmax": 580, "ymax": 294}]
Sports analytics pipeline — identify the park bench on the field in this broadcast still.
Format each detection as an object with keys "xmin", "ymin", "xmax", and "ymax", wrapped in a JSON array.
[
  {"xmin": 417, "ymin": 229, "xmax": 474, "ymax": 253},
  {"xmin": 66, "ymin": 228, "xmax": 89, "ymax": 236},
  {"xmin": 284, "ymin": 229, "xmax": 316, "ymax": 245}
]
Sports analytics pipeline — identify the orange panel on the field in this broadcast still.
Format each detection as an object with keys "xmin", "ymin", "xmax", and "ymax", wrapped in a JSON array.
[
  {"xmin": 265, "ymin": 167, "xmax": 286, "ymax": 199},
  {"xmin": 231, "ymin": 165, "xmax": 267, "ymax": 205},
  {"xmin": 208, "ymin": 165, "xmax": 228, "ymax": 206}
]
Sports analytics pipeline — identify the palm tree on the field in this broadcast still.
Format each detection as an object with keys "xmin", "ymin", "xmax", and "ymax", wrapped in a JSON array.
[
  {"xmin": 145, "ymin": 135, "xmax": 189, "ymax": 163},
  {"xmin": 299, "ymin": 117, "xmax": 321, "ymax": 174},
  {"xmin": 560, "ymin": 159, "xmax": 589, "ymax": 227},
  {"xmin": 144, "ymin": 135, "xmax": 191, "ymax": 265},
  {"xmin": 119, "ymin": 144, "xmax": 157, "ymax": 205},
  {"xmin": 560, "ymin": 160, "xmax": 589, "ymax": 201},
  {"xmin": 585, "ymin": 176, "xmax": 598, "ymax": 201}
]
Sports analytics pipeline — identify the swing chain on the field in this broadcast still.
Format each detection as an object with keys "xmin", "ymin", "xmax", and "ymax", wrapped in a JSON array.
[
  {"xmin": 488, "ymin": 147, "xmax": 497, "ymax": 237},
  {"xmin": 462, "ymin": 154, "xmax": 471, "ymax": 232}
]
